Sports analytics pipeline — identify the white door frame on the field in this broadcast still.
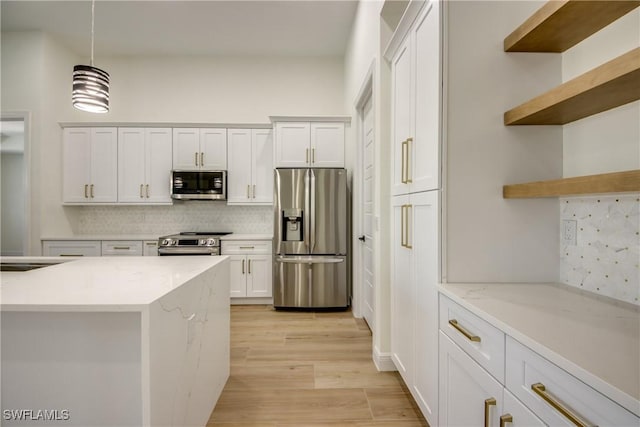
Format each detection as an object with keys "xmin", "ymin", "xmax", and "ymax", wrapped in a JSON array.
[
  {"xmin": 1, "ymin": 111, "xmax": 31, "ymax": 256},
  {"xmin": 352, "ymin": 60, "xmax": 376, "ymax": 322}
]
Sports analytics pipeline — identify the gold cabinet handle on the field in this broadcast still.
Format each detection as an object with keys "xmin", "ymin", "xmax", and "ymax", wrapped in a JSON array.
[
  {"xmin": 400, "ymin": 205, "xmax": 406, "ymax": 247},
  {"xmin": 500, "ymin": 414, "xmax": 513, "ymax": 427},
  {"xmin": 312, "ymin": 148, "xmax": 315, "ymax": 163},
  {"xmin": 146, "ymin": 184, "xmax": 149, "ymax": 198},
  {"xmin": 248, "ymin": 259, "xmax": 251, "ymax": 274},
  {"xmin": 406, "ymin": 137, "xmax": 413, "ymax": 183},
  {"xmin": 90, "ymin": 184, "xmax": 94, "ymax": 198},
  {"xmin": 448, "ymin": 319, "xmax": 481, "ymax": 342},
  {"xmin": 195, "ymin": 152, "xmax": 199, "ymax": 167},
  {"xmin": 242, "ymin": 259, "xmax": 245, "ymax": 274},
  {"xmin": 200, "ymin": 152, "xmax": 204, "ymax": 166},
  {"xmin": 60, "ymin": 254, "xmax": 83, "ymax": 257},
  {"xmin": 84, "ymin": 184, "xmax": 89, "ymax": 198},
  {"xmin": 139, "ymin": 184, "xmax": 144, "ymax": 198},
  {"xmin": 531, "ymin": 383, "xmax": 596, "ymax": 427},
  {"xmin": 484, "ymin": 398, "xmax": 496, "ymax": 427},
  {"xmin": 404, "ymin": 204, "xmax": 412, "ymax": 249},
  {"xmin": 253, "ymin": 184, "xmax": 256, "ymax": 199},
  {"xmin": 239, "ymin": 246, "xmax": 255, "ymax": 250},
  {"xmin": 247, "ymin": 185, "xmax": 250, "ymax": 199},
  {"xmin": 401, "ymin": 139, "xmax": 407, "ymax": 183},
  {"xmin": 112, "ymin": 246, "xmax": 130, "ymax": 250},
  {"xmin": 306, "ymin": 148, "xmax": 310, "ymax": 164}
]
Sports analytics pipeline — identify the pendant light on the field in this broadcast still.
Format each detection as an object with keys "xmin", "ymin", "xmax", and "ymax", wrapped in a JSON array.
[{"xmin": 72, "ymin": 0, "xmax": 109, "ymax": 113}]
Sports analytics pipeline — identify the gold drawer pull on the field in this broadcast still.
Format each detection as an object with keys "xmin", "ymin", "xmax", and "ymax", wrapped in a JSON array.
[
  {"xmin": 500, "ymin": 414, "xmax": 513, "ymax": 427},
  {"xmin": 484, "ymin": 398, "xmax": 496, "ymax": 427},
  {"xmin": 60, "ymin": 254, "xmax": 83, "ymax": 257},
  {"xmin": 449, "ymin": 319, "xmax": 481, "ymax": 342},
  {"xmin": 112, "ymin": 246, "xmax": 131, "ymax": 250},
  {"xmin": 531, "ymin": 383, "xmax": 596, "ymax": 427},
  {"xmin": 239, "ymin": 246, "xmax": 255, "ymax": 250}
]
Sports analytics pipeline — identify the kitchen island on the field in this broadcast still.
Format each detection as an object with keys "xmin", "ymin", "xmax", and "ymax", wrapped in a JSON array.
[{"xmin": 1, "ymin": 256, "xmax": 230, "ymax": 426}]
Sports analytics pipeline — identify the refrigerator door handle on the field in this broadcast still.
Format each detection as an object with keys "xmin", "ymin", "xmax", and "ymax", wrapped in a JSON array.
[
  {"xmin": 304, "ymin": 169, "xmax": 311, "ymax": 253},
  {"xmin": 310, "ymin": 168, "xmax": 316, "ymax": 253},
  {"xmin": 275, "ymin": 256, "xmax": 344, "ymax": 264}
]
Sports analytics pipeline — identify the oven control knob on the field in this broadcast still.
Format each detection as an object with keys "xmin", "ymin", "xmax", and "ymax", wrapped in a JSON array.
[
  {"xmin": 171, "ymin": 240, "xmax": 177, "ymax": 246},
  {"xmin": 207, "ymin": 238, "xmax": 215, "ymax": 246},
  {"xmin": 161, "ymin": 239, "xmax": 169, "ymax": 246}
]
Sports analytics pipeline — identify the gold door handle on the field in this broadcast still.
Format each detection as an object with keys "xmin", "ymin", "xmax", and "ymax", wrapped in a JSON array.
[
  {"xmin": 239, "ymin": 246, "xmax": 255, "ymax": 250},
  {"xmin": 84, "ymin": 184, "xmax": 89, "ymax": 198},
  {"xmin": 242, "ymin": 259, "xmax": 245, "ymax": 274},
  {"xmin": 484, "ymin": 398, "xmax": 496, "ymax": 427},
  {"xmin": 247, "ymin": 185, "xmax": 250, "ymax": 199},
  {"xmin": 404, "ymin": 204, "xmax": 412, "ymax": 249},
  {"xmin": 253, "ymin": 184, "xmax": 256, "ymax": 199},
  {"xmin": 248, "ymin": 259, "xmax": 251, "ymax": 274},
  {"xmin": 401, "ymin": 140, "xmax": 407, "ymax": 183},
  {"xmin": 140, "ymin": 184, "xmax": 144, "ymax": 198},
  {"xmin": 312, "ymin": 148, "xmax": 315, "ymax": 163},
  {"xmin": 531, "ymin": 383, "xmax": 596, "ymax": 427},
  {"xmin": 400, "ymin": 205, "xmax": 406, "ymax": 247},
  {"xmin": 113, "ymin": 246, "xmax": 130, "ymax": 250},
  {"xmin": 200, "ymin": 152, "xmax": 204, "ymax": 167},
  {"xmin": 499, "ymin": 414, "xmax": 513, "ymax": 427},
  {"xmin": 195, "ymin": 152, "xmax": 199, "ymax": 167},
  {"xmin": 306, "ymin": 148, "xmax": 309, "ymax": 164},
  {"xmin": 448, "ymin": 319, "xmax": 481, "ymax": 342},
  {"xmin": 90, "ymin": 184, "xmax": 94, "ymax": 198},
  {"xmin": 146, "ymin": 184, "xmax": 149, "ymax": 198},
  {"xmin": 406, "ymin": 137, "xmax": 413, "ymax": 183}
]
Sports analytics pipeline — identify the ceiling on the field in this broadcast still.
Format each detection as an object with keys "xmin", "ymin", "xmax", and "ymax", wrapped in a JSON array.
[{"xmin": 1, "ymin": 0, "xmax": 360, "ymax": 57}]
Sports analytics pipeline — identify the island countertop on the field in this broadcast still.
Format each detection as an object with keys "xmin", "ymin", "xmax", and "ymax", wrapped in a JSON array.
[{"xmin": 0, "ymin": 256, "xmax": 228, "ymax": 311}]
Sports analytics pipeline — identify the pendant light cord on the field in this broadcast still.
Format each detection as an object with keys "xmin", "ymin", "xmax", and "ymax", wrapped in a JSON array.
[{"xmin": 90, "ymin": 0, "xmax": 95, "ymax": 66}]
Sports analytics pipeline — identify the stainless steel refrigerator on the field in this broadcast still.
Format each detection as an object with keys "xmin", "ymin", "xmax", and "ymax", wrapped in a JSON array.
[{"xmin": 273, "ymin": 168, "xmax": 350, "ymax": 309}]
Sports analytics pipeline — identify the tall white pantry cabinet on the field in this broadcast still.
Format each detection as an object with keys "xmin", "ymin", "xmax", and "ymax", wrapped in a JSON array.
[{"xmin": 386, "ymin": 1, "xmax": 442, "ymax": 426}]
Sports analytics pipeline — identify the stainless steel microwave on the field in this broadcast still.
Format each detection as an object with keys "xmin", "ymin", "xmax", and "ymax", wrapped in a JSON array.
[{"xmin": 170, "ymin": 170, "xmax": 227, "ymax": 200}]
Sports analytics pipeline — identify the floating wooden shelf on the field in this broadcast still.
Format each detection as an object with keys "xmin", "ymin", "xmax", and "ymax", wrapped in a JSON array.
[
  {"xmin": 504, "ymin": 0, "xmax": 640, "ymax": 52},
  {"xmin": 504, "ymin": 47, "xmax": 640, "ymax": 125},
  {"xmin": 503, "ymin": 170, "xmax": 640, "ymax": 198}
]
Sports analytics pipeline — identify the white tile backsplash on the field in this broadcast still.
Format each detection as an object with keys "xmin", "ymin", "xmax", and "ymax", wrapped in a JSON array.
[
  {"xmin": 77, "ymin": 204, "xmax": 273, "ymax": 236},
  {"xmin": 560, "ymin": 194, "xmax": 640, "ymax": 305}
]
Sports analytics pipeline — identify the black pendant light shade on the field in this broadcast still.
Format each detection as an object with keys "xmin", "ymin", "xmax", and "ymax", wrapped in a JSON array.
[{"xmin": 72, "ymin": 65, "xmax": 110, "ymax": 113}]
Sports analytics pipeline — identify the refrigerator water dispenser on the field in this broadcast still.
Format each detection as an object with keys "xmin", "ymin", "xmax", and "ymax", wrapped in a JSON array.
[{"xmin": 283, "ymin": 209, "xmax": 303, "ymax": 241}]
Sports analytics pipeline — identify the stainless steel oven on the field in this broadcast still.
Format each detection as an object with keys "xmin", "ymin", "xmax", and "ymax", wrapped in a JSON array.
[
  {"xmin": 157, "ymin": 232, "xmax": 231, "ymax": 255},
  {"xmin": 171, "ymin": 170, "xmax": 227, "ymax": 201}
]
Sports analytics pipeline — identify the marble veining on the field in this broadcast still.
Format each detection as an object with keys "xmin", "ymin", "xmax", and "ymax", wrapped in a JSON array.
[
  {"xmin": 560, "ymin": 194, "xmax": 640, "ymax": 305},
  {"xmin": 76, "ymin": 204, "xmax": 273, "ymax": 235}
]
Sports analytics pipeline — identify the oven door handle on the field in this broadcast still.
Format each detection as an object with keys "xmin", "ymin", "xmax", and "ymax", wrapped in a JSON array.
[{"xmin": 158, "ymin": 247, "xmax": 219, "ymax": 255}]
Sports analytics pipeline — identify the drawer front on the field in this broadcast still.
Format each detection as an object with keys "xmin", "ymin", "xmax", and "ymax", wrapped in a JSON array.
[
  {"xmin": 221, "ymin": 240, "xmax": 272, "ymax": 255},
  {"xmin": 101, "ymin": 240, "xmax": 143, "ymax": 256},
  {"xmin": 143, "ymin": 240, "xmax": 159, "ymax": 256},
  {"xmin": 42, "ymin": 240, "xmax": 101, "ymax": 257},
  {"xmin": 506, "ymin": 336, "xmax": 639, "ymax": 426},
  {"xmin": 439, "ymin": 294, "xmax": 505, "ymax": 383},
  {"xmin": 503, "ymin": 388, "xmax": 546, "ymax": 427}
]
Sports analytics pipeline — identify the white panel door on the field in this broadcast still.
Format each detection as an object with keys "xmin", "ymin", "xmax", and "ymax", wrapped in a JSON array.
[
  {"xmin": 413, "ymin": 1, "xmax": 441, "ymax": 193},
  {"xmin": 145, "ymin": 128, "xmax": 172, "ymax": 203},
  {"xmin": 117, "ymin": 128, "xmax": 146, "ymax": 203},
  {"xmin": 89, "ymin": 128, "xmax": 118, "ymax": 202},
  {"xmin": 310, "ymin": 122, "xmax": 344, "ymax": 167},
  {"xmin": 391, "ymin": 194, "xmax": 413, "ymax": 383},
  {"xmin": 391, "ymin": 35, "xmax": 413, "ymax": 196},
  {"xmin": 439, "ymin": 332, "xmax": 504, "ymax": 427},
  {"xmin": 246, "ymin": 255, "xmax": 272, "ymax": 298},
  {"xmin": 360, "ymin": 95, "xmax": 375, "ymax": 331},
  {"xmin": 274, "ymin": 122, "xmax": 310, "ymax": 167},
  {"xmin": 227, "ymin": 129, "xmax": 252, "ymax": 204},
  {"xmin": 412, "ymin": 190, "xmax": 439, "ymax": 426},
  {"xmin": 63, "ymin": 128, "xmax": 91, "ymax": 203},
  {"xmin": 229, "ymin": 255, "xmax": 247, "ymax": 298},
  {"xmin": 200, "ymin": 128, "xmax": 227, "ymax": 170},
  {"xmin": 172, "ymin": 128, "xmax": 200, "ymax": 170},
  {"xmin": 251, "ymin": 129, "xmax": 274, "ymax": 204}
]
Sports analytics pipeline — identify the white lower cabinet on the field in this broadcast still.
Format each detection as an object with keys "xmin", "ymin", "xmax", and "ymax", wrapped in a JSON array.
[
  {"xmin": 42, "ymin": 240, "xmax": 101, "ymax": 257},
  {"xmin": 101, "ymin": 241, "xmax": 143, "ymax": 256},
  {"xmin": 503, "ymin": 389, "xmax": 546, "ymax": 427},
  {"xmin": 143, "ymin": 240, "xmax": 159, "ymax": 256},
  {"xmin": 221, "ymin": 240, "xmax": 272, "ymax": 299}
]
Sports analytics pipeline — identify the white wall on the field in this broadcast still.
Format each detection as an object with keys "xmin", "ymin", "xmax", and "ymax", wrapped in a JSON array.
[
  {"xmin": 444, "ymin": 1, "xmax": 563, "ymax": 283},
  {"xmin": 1, "ymin": 32, "xmax": 346, "ymax": 253},
  {"xmin": 1, "ymin": 147, "xmax": 25, "ymax": 256}
]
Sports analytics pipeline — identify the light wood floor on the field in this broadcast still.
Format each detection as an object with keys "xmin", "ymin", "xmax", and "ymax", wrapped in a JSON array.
[{"xmin": 207, "ymin": 305, "xmax": 428, "ymax": 427}]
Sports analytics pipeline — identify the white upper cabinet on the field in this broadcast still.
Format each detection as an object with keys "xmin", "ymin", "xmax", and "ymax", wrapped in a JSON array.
[
  {"xmin": 172, "ymin": 128, "xmax": 227, "ymax": 170},
  {"xmin": 227, "ymin": 128, "xmax": 273, "ymax": 205},
  {"xmin": 389, "ymin": 1, "xmax": 441, "ymax": 195},
  {"xmin": 118, "ymin": 128, "xmax": 172, "ymax": 204},
  {"xmin": 63, "ymin": 127, "xmax": 118, "ymax": 204},
  {"xmin": 273, "ymin": 119, "xmax": 346, "ymax": 168}
]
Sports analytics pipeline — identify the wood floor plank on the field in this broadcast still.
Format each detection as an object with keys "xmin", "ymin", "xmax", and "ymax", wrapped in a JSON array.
[
  {"xmin": 314, "ymin": 362, "xmax": 404, "ymax": 389},
  {"xmin": 226, "ymin": 364, "xmax": 315, "ymax": 390},
  {"xmin": 365, "ymin": 387, "xmax": 426, "ymax": 421},
  {"xmin": 275, "ymin": 422, "xmax": 427, "ymax": 427}
]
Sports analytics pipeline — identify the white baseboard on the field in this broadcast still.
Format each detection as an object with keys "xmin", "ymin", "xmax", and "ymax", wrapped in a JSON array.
[
  {"xmin": 230, "ymin": 297, "xmax": 273, "ymax": 305},
  {"xmin": 372, "ymin": 346, "xmax": 397, "ymax": 371}
]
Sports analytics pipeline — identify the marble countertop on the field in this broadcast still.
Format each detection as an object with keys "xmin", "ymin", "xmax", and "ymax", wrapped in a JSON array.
[
  {"xmin": 1, "ymin": 256, "xmax": 228, "ymax": 312},
  {"xmin": 439, "ymin": 282, "xmax": 640, "ymax": 416}
]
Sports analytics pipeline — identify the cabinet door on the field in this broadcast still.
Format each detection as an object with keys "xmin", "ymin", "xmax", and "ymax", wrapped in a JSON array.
[
  {"xmin": 503, "ymin": 389, "xmax": 546, "ymax": 427},
  {"xmin": 439, "ymin": 332, "xmax": 504, "ymax": 427},
  {"xmin": 229, "ymin": 255, "xmax": 247, "ymax": 298},
  {"xmin": 227, "ymin": 129, "xmax": 252, "ymax": 204},
  {"xmin": 62, "ymin": 128, "xmax": 92, "ymax": 203},
  {"xmin": 89, "ymin": 128, "xmax": 118, "ymax": 202},
  {"xmin": 310, "ymin": 122, "xmax": 344, "ymax": 167},
  {"xmin": 200, "ymin": 128, "xmax": 227, "ymax": 170},
  {"xmin": 145, "ymin": 128, "xmax": 172, "ymax": 203},
  {"xmin": 172, "ymin": 128, "xmax": 200, "ymax": 170},
  {"xmin": 118, "ymin": 128, "xmax": 146, "ymax": 203},
  {"xmin": 391, "ymin": 35, "xmax": 413, "ymax": 196},
  {"xmin": 251, "ymin": 129, "xmax": 274, "ymax": 204},
  {"xmin": 412, "ymin": 1, "xmax": 441, "ymax": 192},
  {"xmin": 143, "ymin": 241, "xmax": 159, "ymax": 256},
  {"xmin": 246, "ymin": 254, "xmax": 272, "ymax": 298},
  {"xmin": 391, "ymin": 194, "xmax": 413, "ymax": 383},
  {"xmin": 42, "ymin": 240, "xmax": 101, "ymax": 257},
  {"xmin": 274, "ymin": 122, "xmax": 310, "ymax": 168},
  {"xmin": 412, "ymin": 190, "xmax": 439, "ymax": 426}
]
